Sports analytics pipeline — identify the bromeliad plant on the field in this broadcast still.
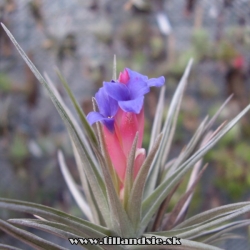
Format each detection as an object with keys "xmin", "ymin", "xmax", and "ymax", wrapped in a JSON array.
[{"xmin": 1, "ymin": 23, "xmax": 250, "ymax": 250}]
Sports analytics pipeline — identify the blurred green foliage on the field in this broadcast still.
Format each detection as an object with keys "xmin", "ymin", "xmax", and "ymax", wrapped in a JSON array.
[
  {"xmin": 205, "ymin": 127, "xmax": 250, "ymax": 200},
  {"xmin": 0, "ymin": 73, "xmax": 12, "ymax": 93}
]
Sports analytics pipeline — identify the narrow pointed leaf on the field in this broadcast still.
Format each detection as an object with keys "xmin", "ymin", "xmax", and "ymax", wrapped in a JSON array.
[
  {"xmin": 160, "ymin": 87, "xmax": 182, "ymax": 167},
  {"xmin": 128, "ymin": 133, "xmax": 163, "ymax": 232},
  {"xmin": 152, "ymin": 182, "xmax": 181, "ymax": 232},
  {"xmin": 191, "ymin": 220, "xmax": 250, "ymax": 241},
  {"xmin": 148, "ymin": 86, "xmax": 165, "ymax": 151},
  {"xmin": 203, "ymin": 220, "xmax": 250, "ymax": 243},
  {"xmin": 158, "ymin": 204, "xmax": 250, "ymax": 239},
  {"xmin": 9, "ymin": 219, "xmax": 117, "ymax": 250},
  {"xmin": 163, "ymin": 164, "xmax": 208, "ymax": 230},
  {"xmin": 208, "ymin": 233, "xmax": 244, "ymax": 244},
  {"xmin": 175, "ymin": 131, "xmax": 213, "ymax": 222},
  {"xmin": 55, "ymin": 69, "xmax": 98, "ymax": 146},
  {"xmin": 58, "ymin": 151, "xmax": 93, "ymax": 221},
  {"xmin": 151, "ymin": 224, "xmax": 201, "ymax": 237},
  {"xmin": 128, "ymin": 234, "xmax": 222, "ymax": 250},
  {"xmin": 163, "ymin": 116, "xmax": 208, "ymax": 181},
  {"xmin": 44, "ymin": 73, "xmax": 99, "ymax": 173},
  {"xmin": 152, "ymin": 205, "xmax": 250, "ymax": 238},
  {"xmin": 1, "ymin": 24, "xmax": 110, "ymax": 226},
  {"xmin": 141, "ymin": 103, "xmax": 250, "ymax": 233},
  {"xmin": 0, "ymin": 244, "xmax": 23, "ymax": 250},
  {"xmin": 71, "ymin": 142, "xmax": 102, "ymax": 225},
  {"xmin": 175, "ymin": 204, "xmax": 250, "ymax": 239},
  {"xmin": 9, "ymin": 218, "xmax": 87, "ymax": 238},
  {"xmin": 0, "ymin": 219, "xmax": 68, "ymax": 250},
  {"xmin": 145, "ymin": 59, "xmax": 193, "ymax": 198},
  {"xmin": 0, "ymin": 198, "xmax": 110, "ymax": 237},
  {"xmin": 204, "ymin": 94, "xmax": 233, "ymax": 132},
  {"xmin": 175, "ymin": 202, "xmax": 250, "ymax": 229}
]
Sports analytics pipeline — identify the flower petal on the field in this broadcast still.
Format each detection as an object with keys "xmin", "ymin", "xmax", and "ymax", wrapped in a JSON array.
[
  {"xmin": 125, "ymin": 68, "xmax": 150, "ymax": 99},
  {"xmin": 128, "ymin": 80, "xmax": 149, "ymax": 99},
  {"xmin": 126, "ymin": 68, "xmax": 148, "ymax": 82},
  {"xmin": 104, "ymin": 81, "xmax": 130, "ymax": 101},
  {"xmin": 118, "ymin": 96, "xmax": 144, "ymax": 114},
  {"xmin": 147, "ymin": 76, "xmax": 165, "ymax": 87},
  {"xmin": 95, "ymin": 87, "xmax": 118, "ymax": 118},
  {"xmin": 102, "ymin": 118, "xmax": 115, "ymax": 132},
  {"xmin": 86, "ymin": 111, "xmax": 105, "ymax": 125},
  {"xmin": 87, "ymin": 112, "xmax": 115, "ymax": 131}
]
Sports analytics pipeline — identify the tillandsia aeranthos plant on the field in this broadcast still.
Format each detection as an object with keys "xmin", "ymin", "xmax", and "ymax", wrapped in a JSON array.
[{"xmin": 1, "ymin": 23, "xmax": 250, "ymax": 250}]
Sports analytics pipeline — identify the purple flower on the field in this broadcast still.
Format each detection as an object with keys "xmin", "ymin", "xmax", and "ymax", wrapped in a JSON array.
[
  {"xmin": 86, "ymin": 87, "xmax": 118, "ymax": 131},
  {"xmin": 103, "ymin": 68, "xmax": 165, "ymax": 114}
]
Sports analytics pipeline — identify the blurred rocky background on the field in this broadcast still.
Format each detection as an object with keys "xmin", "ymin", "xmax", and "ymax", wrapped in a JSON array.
[{"xmin": 0, "ymin": 0, "xmax": 250, "ymax": 249}]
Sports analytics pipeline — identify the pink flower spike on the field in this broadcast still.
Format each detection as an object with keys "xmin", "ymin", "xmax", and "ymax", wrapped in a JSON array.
[
  {"xmin": 103, "ymin": 125, "xmax": 127, "ymax": 181},
  {"xmin": 120, "ymin": 112, "xmax": 140, "ymax": 157},
  {"xmin": 118, "ymin": 68, "xmax": 129, "ymax": 84}
]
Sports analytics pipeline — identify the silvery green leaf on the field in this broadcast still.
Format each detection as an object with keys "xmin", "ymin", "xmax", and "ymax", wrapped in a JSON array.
[
  {"xmin": 158, "ymin": 59, "xmax": 193, "ymax": 163},
  {"xmin": 153, "ymin": 205, "xmax": 250, "ymax": 238},
  {"xmin": 8, "ymin": 219, "xmax": 110, "ymax": 250},
  {"xmin": 0, "ymin": 219, "xmax": 68, "ymax": 250},
  {"xmin": 145, "ymin": 59, "xmax": 193, "ymax": 198},
  {"xmin": 71, "ymin": 142, "xmax": 103, "ymax": 225},
  {"xmin": 1, "ymin": 24, "xmax": 110, "ymax": 226},
  {"xmin": 204, "ymin": 94, "xmax": 233, "ymax": 132},
  {"xmin": 0, "ymin": 244, "xmax": 23, "ymax": 250},
  {"xmin": 148, "ymin": 86, "xmax": 165, "ymax": 152},
  {"xmin": 9, "ymin": 219, "xmax": 85, "ymax": 239},
  {"xmin": 173, "ymin": 159, "xmax": 203, "ymax": 225},
  {"xmin": 10, "ymin": 219, "xmax": 126, "ymax": 250},
  {"xmin": 208, "ymin": 233, "xmax": 244, "ymax": 244},
  {"xmin": 175, "ymin": 202, "xmax": 250, "ymax": 229},
  {"xmin": 203, "ymin": 220, "xmax": 250, "ymax": 243},
  {"xmin": 163, "ymin": 164, "xmax": 208, "ymax": 230},
  {"xmin": 174, "ymin": 131, "xmax": 212, "ymax": 224},
  {"xmin": 160, "ymin": 157, "xmax": 176, "ymax": 181},
  {"xmin": 0, "ymin": 198, "xmax": 110, "ymax": 237},
  {"xmin": 44, "ymin": 73, "xmax": 99, "ymax": 169},
  {"xmin": 46, "ymin": 74, "xmax": 110, "ymax": 225},
  {"xmin": 128, "ymin": 234, "xmax": 222, "ymax": 250},
  {"xmin": 160, "ymin": 87, "xmax": 182, "ymax": 167},
  {"xmin": 123, "ymin": 132, "xmax": 139, "ymax": 210},
  {"xmin": 163, "ymin": 115, "xmax": 208, "ymax": 181},
  {"xmin": 151, "ymin": 182, "xmax": 181, "ymax": 232},
  {"xmin": 162, "ymin": 204, "xmax": 250, "ymax": 239},
  {"xmin": 55, "ymin": 69, "xmax": 98, "ymax": 146},
  {"xmin": 127, "ymin": 133, "xmax": 163, "ymax": 232},
  {"xmin": 141, "ymin": 103, "xmax": 250, "ymax": 233},
  {"xmin": 57, "ymin": 151, "xmax": 93, "ymax": 222},
  {"xmin": 190, "ymin": 219, "xmax": 250, "ymax": 241}
]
